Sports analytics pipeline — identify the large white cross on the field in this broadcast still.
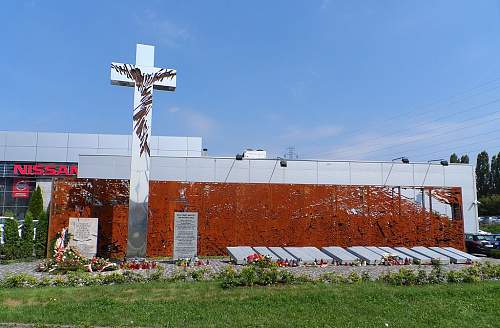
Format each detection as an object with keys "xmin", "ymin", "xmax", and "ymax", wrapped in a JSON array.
[{"xmin": 111, "ymin": 44, "xmax": 176, "ymax": 258}]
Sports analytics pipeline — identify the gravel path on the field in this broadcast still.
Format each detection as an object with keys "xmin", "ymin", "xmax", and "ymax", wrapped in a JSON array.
[{"xmin": 1, "ymin": 258, "xmax": 499, "ymax": 280}]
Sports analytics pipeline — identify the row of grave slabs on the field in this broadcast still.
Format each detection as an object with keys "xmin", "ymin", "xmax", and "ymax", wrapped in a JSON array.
[{"xmin": 226, "ymin": 246, "xmax": 480, "ymax": 265}]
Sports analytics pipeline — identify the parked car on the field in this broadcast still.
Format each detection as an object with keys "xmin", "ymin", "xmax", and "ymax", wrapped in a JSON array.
[
  {"xmin": 465, "ymin": 233, "xmax": 495, "ymax": 255},
  {"xmin": 492, "ymin": 234, "xmax": 500, "ymax": 249}
]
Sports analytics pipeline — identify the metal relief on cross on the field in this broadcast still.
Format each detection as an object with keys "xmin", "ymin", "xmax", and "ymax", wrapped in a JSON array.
[{"xmin": 111, "ymin": 44, "xmax": 176, "ymax": 258}]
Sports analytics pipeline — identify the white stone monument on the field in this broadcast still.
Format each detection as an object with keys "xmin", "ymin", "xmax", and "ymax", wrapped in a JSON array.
[
  {"xmin": 111, "ymin": 44, "xmax": 177, "ymax": 258},
  {"xmin": 68, "ymin": 217, "xmax": 99, "ymax": 258},
  {"xmin": 173, "ymin": 212, "xmax": 198, "ymax": 259}
]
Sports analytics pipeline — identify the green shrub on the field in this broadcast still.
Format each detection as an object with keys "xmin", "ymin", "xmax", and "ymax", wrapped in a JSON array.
[
  {"xmin": 150, "ymin": 267, "xmax": 166, "ymax": 281},
  {"xmin": 446, "ymin": 270, "xmax": 464, "ymax": 283},
  {"xmin": 479, "ymin": 261, "xmax": 500, "ymax": 279},
  {"xmin": 428, "ymin": 263, "xmax": 446, "ymax": 284},
  {"xmin": 239, "ymin": 266, "xmax": 258, "ymax": 286},
  {"xmin": 219, "ymin": 266, "xmax": 239, "ymax": 289},
  {"xmin": 347, "ymin": 272, "xmax": 362, "ymax": 284},
  {"xmin": 319, "ymin": 272, "xmax": 346, "ymax": 284},
  {"xmin": 3, "ymin": 215, "xmax": 21, "ymax": 260},
  {"xmin": 28, "ymin": 186, "xmax": 44, "ymax": 220},
  {"xmin": 416, "ymin": 269, "xmax": 428, "ymax": 285},
  {"xmin": 168, "ymin": 271, "xmax": 188, "ymax": 282},
  {"xmin": 34, "ymin": 210, "xmax": 49, "ymax": 258},
  {"xmin": 462, "ymin": 265, "xmax": 482, "ymax": 283},
  {"xmin": 21, "ymin": 210, "xmax": 35, "ymax": 258},
  {"xmin": 278, "ymin": 270, "xmax": 296, "ymax": 284},
  {"xmin": 361, "ymin": 271, "xmax": 371, "ymax": 282},
  {"xmin": 489, "ymin": 249, "xmax": 500, "ymax": 259},
  {"xmin": 379, "ymin": 268, "xmax": 419, "ymax": 286},
  {"xmin": 1, "ymin": 273, "xmax": 38, "ymax": 288}
]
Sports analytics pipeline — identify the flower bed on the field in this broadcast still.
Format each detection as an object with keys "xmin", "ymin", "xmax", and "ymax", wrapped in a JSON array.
[
  {"xmin": 120, "ymin": 259, "xmax": 158, "ymax": 270},
  {"xmin": 37, "ymin": 227, "xmax": 117, "ymax": 274}
]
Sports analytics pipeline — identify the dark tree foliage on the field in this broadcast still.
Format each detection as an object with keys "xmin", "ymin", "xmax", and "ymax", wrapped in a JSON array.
[
  {"xmin": 478, "ymin": 195, "xmax": 500, "ymax": 216},
  {"xmin": 21, "ymin": 210, "xmax": 35, "ymax": 258},
  {"xmin": 476, "ymin": 151, "xmax": 490, "ymax": 198},
  {"xmin": 450, "ymin": 153, "xmax": 459, "ymax": 163},
  {"xmin": 34, "ymin": 209, "xmax": 49, "ymax": 258},
  {"xmin": 490, "ymin": 153, "xmax": 500, "ymax": 195},
  {"xmin": 460, "ymin": 154, "xmax": 469, "ymax": 164},
  {"xmin": 28, "ymin": 186, "xmax": 44, "ymax": 220}
]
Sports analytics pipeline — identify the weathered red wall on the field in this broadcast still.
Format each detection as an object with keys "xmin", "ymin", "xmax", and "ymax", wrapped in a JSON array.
[{"xmin": 50, "ymin": 178, "xmax": 465, "ymax": 258}]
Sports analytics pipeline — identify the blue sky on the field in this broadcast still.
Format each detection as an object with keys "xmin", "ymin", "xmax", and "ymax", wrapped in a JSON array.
[{"xmin": 1, "ymin": 0, "xmax": 500, "ymax": 162}]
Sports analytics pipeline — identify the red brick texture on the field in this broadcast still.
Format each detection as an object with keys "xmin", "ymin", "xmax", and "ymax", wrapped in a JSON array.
[{"xmin": 49, "ymin": 178, "xmax": 465, "ymax": 258}]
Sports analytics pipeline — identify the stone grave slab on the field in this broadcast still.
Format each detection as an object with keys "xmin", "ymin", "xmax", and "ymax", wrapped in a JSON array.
[
  {"xmin": 283, "ymin": 247, "xmax": 316, "ymax": 264},
  {"xmin": 302, "ymin": 247, "xmax": 332, "ymax": 262},
  {"xmin": 68, "ymin": 217, "xmax": 98, "ymax": 258},
  {"xmin": 394, "ymin": 247, "xmax": 432, "ymax": 264},
  {"xmin": 226, "ymin": 246, "xmax": 256, "ymax": 265},
  {"xmin": 321, "ymin": 246, "xmax": 359, "ymax": 264},
  {"xmin": 365, "ymin": 246, "xmax": 390, "ymax": 257},
  {"xmin": 443, "ymin": 247, "xmax": 480, "ymax": 262},
  {"xmin": 377, "ymin": 247, "xmax": 413, "ymax": 262},
  {"xmin": 252, "ymin": 246, "xmax": 279, "ymax": 261},
  {"xmin": 346, "ymin": 246, "xmax": 383, "ymax": 265},
  {"xmin": 411, "ymin": 246, "xmax": 450, "ymax": 264},
  {"xmin": 268, "ymin": 247, "xmax": 295, "ymax": 261},
  {"xmin": 429, "ymin": 247, "xmax": 468, "ymax": 264},
  {"xmin": 173, "ymin": 212, "xmax": 198, "ymax": 259}
]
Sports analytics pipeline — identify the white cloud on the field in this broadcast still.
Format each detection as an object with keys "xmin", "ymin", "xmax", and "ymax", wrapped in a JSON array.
[
  {"xmin": 309, "ymin": 116, "xmax": 500, "ymax": 161},
  {"xmin": 136, "ymin": 11, "xmax": 191, "ymax": 48},
  {"xmin": 281, "ymin": 124, "xmax": 343, "ymax": 141},
  {"xmin": 167, "ymin": 107, "xmax": 216, "ymax": 135},
  {"xmin": 320, "ymin": 0, "xmax": 331, "ymax": 10},
  {"xmin": 184, "ymin": 110, "xmax": 216, "ymax": 134}
]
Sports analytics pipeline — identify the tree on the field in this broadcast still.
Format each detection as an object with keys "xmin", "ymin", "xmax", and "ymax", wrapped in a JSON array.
[
  {"xmin": 2, "ymin": 211, "xmax": 21, "ymax": 259},
  {"xmin": 476, "ymin": 151, "xmax": 490, "ymax": 198},
  {"xmin": 491, "ymin": 153, "xmax": 500, "ymax": 195},
  {"xmin": 28, "ymin": 186, "xmax": 44, "ymax": 219},
  {"xmin": 460, "ymin": 154, "xmax": 469, "ymax": 164},
  {"xmin": 450, "ymin": 153, "xmax": 459, "ymax": 163},
  {"xmin": 34, "ymin": 209, "xmax": 49, "ymax": 258},
  {"xmin": 21, "ymin": 210, "xmax": 35, "ymax": 258},
  {"xmin": 478, "ymin": 195, "xmax": 500, "ymax": 216}
]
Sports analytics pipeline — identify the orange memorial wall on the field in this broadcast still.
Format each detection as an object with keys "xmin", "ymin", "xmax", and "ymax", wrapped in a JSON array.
[{"xmin": 49, "ymin": 178, "xmax": 465, "ymax": 258}]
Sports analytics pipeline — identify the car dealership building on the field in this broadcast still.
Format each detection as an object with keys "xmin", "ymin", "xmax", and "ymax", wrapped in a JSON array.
[{"xmin": 0, "ymin": 131, "xmax": 203, "ymax": 217}]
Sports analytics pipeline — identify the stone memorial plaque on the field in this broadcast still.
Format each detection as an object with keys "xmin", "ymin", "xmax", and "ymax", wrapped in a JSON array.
[
  {"xmin": 173, "ymin": 212, "xmax": 198, "ymax": 259},
  {"xmin": 68, "ymin": 217, "xmax": 98, "ymax": 258}
]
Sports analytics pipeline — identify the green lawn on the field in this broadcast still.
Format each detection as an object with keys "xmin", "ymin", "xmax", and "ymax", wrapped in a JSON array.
[
  {"xmin": 480, "ymin": 224, "xmax": 500, "ymax": 234},
  {"xmin": 0, "ymin": 281, "xmax": 498, "ymax": 327}
]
